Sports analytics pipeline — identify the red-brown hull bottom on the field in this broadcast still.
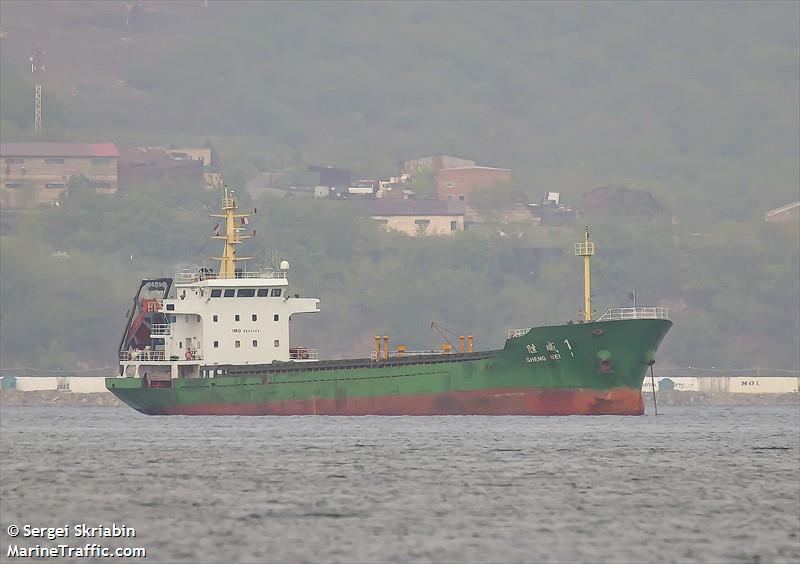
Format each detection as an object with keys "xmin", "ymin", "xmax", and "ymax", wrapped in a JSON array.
[{"xmin": 151, "ymin": 387, "xmax": 645, "ymax": 416}]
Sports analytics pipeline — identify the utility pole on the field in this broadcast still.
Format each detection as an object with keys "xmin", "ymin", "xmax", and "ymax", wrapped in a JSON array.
[{"xmin": 30, "ymin": 44, "xmax": 45, "ymax": 133}]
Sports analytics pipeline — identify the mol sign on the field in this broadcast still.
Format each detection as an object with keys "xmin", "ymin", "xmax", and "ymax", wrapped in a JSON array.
[{"xmin": 643, "ymin": 376, "xmax": 799, "ymax": 394}]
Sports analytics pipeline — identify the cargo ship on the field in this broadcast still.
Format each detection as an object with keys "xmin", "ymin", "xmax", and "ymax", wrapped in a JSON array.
[{"xmin": 106, "ymin": 188, "xmax": 672, "ymax": 415}]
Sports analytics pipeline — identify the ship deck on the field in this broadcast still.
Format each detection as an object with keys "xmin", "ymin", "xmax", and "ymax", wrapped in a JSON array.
[{"xmin": 217, "ymin": 350, "xmax": 498, "ymax": 377}]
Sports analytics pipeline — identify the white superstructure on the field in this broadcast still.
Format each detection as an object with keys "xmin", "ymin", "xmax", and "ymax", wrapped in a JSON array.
[{"xmin": 118, "ymin": 188, "xmax": 320, "ymax": 381}]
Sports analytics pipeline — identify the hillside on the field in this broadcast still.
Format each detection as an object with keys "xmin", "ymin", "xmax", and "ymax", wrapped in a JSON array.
[{"xmin": 1, "ymin": 1, "xmax": 798, "ymax": 216}]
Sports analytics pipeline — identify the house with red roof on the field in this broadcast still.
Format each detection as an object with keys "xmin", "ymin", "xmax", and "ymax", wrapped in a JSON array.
[{"xmin": 0, "ymin": 142, "xmax": 119, "ymax": 208}]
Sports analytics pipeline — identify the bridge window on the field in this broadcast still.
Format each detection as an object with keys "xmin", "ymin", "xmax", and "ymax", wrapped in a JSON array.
[
  {"xmin": 271, "ymin": 288, "xmax": 282, "ymax": 297},
  {"xmin": 224, "ymin": 289, "xmax": 235, "ymax": 297},
  {"xmin": 235, "ymin": 340, "xmax": 241, "ymax": 348},
  {"xmin": 45, "ymin": 158, "xmax": 65, "ymax": 164},
  {"xmin": 210, "ymin": 289, "xmax": 222, "ymax": 298},
  {"xmin": 166, "ymin": 304, "xmax": 175, "ymax": 311},
  {"xmin": 237, "ymin": 288, "xmax": 256, "ymax": 297},
  {"xmin": 257, "ymin": 288, "xmax": 269, "ymax": 297},
  {"xmin": 274, "ymin": 314, "xmax": 279, "ymax": 321}
]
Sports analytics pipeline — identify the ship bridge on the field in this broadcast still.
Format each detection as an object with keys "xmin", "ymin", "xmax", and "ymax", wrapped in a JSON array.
[{"xmin": 117, "ymin": 187, "xmax": 321, "ymax": 382}]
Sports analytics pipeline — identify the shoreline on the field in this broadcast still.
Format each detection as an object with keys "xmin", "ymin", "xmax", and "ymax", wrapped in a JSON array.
[{"xmin": 1, "ymin": 389, "xmax": 797, "ymax": 408}]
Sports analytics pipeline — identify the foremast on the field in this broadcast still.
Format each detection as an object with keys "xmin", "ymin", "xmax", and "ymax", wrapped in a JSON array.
[
  {"xmin": 575, "ymin": 226, "xmax": 595, "ymax": 321},
  {"xmin": 210, "ymin": 185, "xmax": 253, "ymax": 278}
]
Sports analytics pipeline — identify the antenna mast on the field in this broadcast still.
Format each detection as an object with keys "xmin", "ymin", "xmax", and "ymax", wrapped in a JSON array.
[
  {"xmin": 30, "ymin": 44, "xmax": 44, "ymax": 133},
  {"xmin": 209, "ymin": 185, "xmax": 253, "ymax": 278}
]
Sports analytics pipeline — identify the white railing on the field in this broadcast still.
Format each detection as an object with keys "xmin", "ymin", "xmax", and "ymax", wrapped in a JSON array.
[
  {"xmin": 597, "ymin": 307, "xmax": 670, "ymax": 321},
  {"xmin": 507, "ymin": 328, "xmax": 531, "ymax": 339},
  {"xmin": 289, "ymin": 347, "xmax": 319, "ymax": 361},
  {"xmin": 149, "ymin": 324, "xmax": 171, "ymax": 336},
  {"xmin": 120, "ymin": 350, "xmax": 166, "ymax": 362},
  {"xmin": 174, "ymin": 269, "xmax": 288, "ymax": 283},
  {"xmin": 369, "ymin": 349, "xmax": 453, "ymax": 361},
  {"xmin": 119, "ymin": 350, "xmax": 203, "ymax": 362}
]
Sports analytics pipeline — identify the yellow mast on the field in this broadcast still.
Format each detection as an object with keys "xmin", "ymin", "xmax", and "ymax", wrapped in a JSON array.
[
  {"xmin": 209, "ymin": 185, "xmax": 252, "ymax": 279},
  {"xmin": 574, "ymin": 226, "xmax": 595, "ymax": 321}
]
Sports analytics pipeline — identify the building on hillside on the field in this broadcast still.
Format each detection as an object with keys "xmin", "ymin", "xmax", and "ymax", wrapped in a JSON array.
[
  {"xmin": 0, "ymin": 142, "xmax": 119, "ymax": 208},
  {"xmin": 117, "ymin": 147, "xmax": 204, "ymax": 189},
  {"xmin": 435, "ymin": 166, "xmax": 512, "ymax": 205},
  {"xmin": 765, "ymin": 201, "xmax": 799, "ymax": 223},
  {"xmin": 398, "ymin": 154, "xmax": 476, "ymax": 176},
  {"xmin": 527, "ymin": 191, "xmax": 577, "ymax": 225},
  {"xmin": 358, "ymin": 199, "xmax": 465, "ymax": 236},
  {"xmin": 307, "ymin": 166, "xmax": 351, "ymax": 189},
  {"xmin": 582, "ymin": 185, "xmax": 661, "ymax": 216},
  {"xmin": 164, "ymin": 147, "xmax": 212, "ymax": 167}
]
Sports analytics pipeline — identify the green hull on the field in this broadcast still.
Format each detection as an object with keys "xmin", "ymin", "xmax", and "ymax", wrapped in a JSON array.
[{"xmin": 107, "ymin": 319, "xmax": 671, "ymax": 415}]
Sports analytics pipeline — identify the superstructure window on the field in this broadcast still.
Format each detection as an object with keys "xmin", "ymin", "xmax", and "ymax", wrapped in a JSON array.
[
  {"xmin": 274, "ymin": 340, "xmax": 280, "ymax": 348},
  {"xmin": 4, "ymin": 183, "xmax": 22, "ymax": 188},
  {"xmin": 273, "ymin": 314, "xmax": 279, "ymax": 321},
  {"xmin": 46, "ymin": 183, "xmax": 65, "ymax": 189},
  {"xmin": 166, "ymin": 304, "xmax": 175, "ymax": 311},
  {"xmin": 252, "ymin": 340, "xmax": 258, "ymax": 348},
  {"xmin": 4, "ymin": 158, "xmax": 24, "ymax": 164},
  {"xmin": 223, "ymin": 289, "xmax": 235, "ymax": 297},
  {"xmin": 213, "ymin": 315, "xmax": 218, "ymax": 322},
  {"xmin": 237, "ymin": 288, "xmax": 256, "ymax": 297},
  {"xmin": 210, "ymin": 289, "xmax": 222, "ymax": 298},
  {"xmin": 235, "ymin": 314, "xmax": 240, "ymax": 322},
  {"xmin": 235, "ymin": 340, "xmax": 241, "ymax": 348},
  {"xmin": 257, "ymin": 288, "xmax": 269, "ymax": 297},
  {"xmin": 91, "ymin": 158, "xmax": 111, "ymax": 165},
  {"xmin": 45, "ymin": 158, "xmax": 65, "ymax": 164},
  {"xmin": 270, "ymin": 288, "xmax": 282, "ymax": 297},
  {"xmin": 252, "ymin": 314, "xmax": 257, "ymax": 321},
  {"xmin": 213, "ymin": 341, "xmax": 219, "ymax": 348}
]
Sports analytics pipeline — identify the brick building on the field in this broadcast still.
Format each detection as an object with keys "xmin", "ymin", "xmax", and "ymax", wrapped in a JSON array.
[
  {"xmin": 0, "ymin": 142, "xmax": 119, "ymax": 208},
  {"xmin": 435, "ymin": 166, "xmax": 512, "ymax": 204},
  {"xmin": 398, "ymin": 154, "xmax": 476, "ymax": 176}
]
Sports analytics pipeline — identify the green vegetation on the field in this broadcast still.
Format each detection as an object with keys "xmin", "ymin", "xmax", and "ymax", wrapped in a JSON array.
[
  {"xmin": 1, "ymin": 186, "xmax": 797, "ymax": 371},
  {"xmin": 0, "ymin": 2, "xmax": 797, "ymax": 371}
]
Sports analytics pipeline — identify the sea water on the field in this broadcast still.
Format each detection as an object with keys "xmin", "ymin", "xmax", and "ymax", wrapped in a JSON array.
[{"xmin": 1, "ymin": 406, "xmax": 798, "ymax": 563}]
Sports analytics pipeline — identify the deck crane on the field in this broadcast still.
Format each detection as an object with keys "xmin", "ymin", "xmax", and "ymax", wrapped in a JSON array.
[{"xmin": 430, "ymin": 321, "xmax": 458, "ymax": 351}]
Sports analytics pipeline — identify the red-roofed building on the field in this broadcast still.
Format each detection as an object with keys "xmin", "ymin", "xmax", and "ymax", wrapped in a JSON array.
[{"xmin": 1, "ymin": 142, "xmax": 119, "ymax": 208}]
